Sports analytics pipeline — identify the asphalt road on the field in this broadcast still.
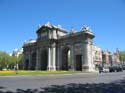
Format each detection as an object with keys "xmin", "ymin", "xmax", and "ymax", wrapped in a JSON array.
[{"xmin": 0, "ymin": 71, "xmax": 125, "ymax": 93}]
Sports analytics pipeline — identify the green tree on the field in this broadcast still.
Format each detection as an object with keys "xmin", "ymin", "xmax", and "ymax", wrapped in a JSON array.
[
  {"xmin": 0, "ymin": 51, "xmax": 11, "ymax": 69},
  {"xmin": 0, "ymin": 51, "xmax": 24, "ymax": 70},
  {"xmin": 119, "ymin": 51, "xmax": 125, "ymax": 65}
]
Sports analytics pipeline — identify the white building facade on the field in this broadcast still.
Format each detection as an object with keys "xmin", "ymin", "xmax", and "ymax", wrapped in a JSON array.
[{"xmin": 23, "ymin": 23, "xmax": 95, "ymax": 71}]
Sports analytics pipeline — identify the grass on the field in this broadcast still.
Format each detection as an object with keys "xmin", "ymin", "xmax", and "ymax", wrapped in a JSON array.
[{"xmin": 0, "ymin": 70, "xmax": 85, "ymax": 76}]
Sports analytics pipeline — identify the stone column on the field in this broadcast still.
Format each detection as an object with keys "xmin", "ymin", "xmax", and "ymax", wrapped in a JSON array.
[
  {"xmin": 59, "ymin": 47, "xmax": 63, "ymax": 70},
  {"xmin": 56, "ymin": 47, "xmax": 60, "ymax": 70},
  {"xmin": 28, "ymin": 52, "xmax": 31, "ymax": 70},
  {"xmin": 51, "ymin": 46, "xmax": 56, "ymax": 71},
  {"xmin": 47, "ymin": 47, "xmax": 51, "ymax": 71},
  {"xmin": 82, "ymin": 42, "xmax": 87, "ymax": 71},
  {"xmin": 89, "ymin": 44, "xmax": 95, "ymax": 71},
  {"xmin": 23, "ymin": 53, "xmax": 26, "ymax": 70},
  {"xmin": 47, "ymin": 44, "xmax": 56, "ymax": 71},
  {"xmin": 70, "ymin": 44, "xmax": 75, "ymax": 71},
  {"xmin": 36, "ymin": 49, "xmax": 41, "ymax": 70},
  {"xmin": 82, "ymin": 40, "xmax": 95, "ymax": 71}
]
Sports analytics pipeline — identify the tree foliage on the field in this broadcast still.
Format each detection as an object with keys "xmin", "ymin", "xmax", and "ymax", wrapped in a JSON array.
[
  {"xmin": 0, "ymin": 51, "xmax": 24, "ymax": 70},
  {"xmin": 0, "ymin": 51, "xmax": 10, "ymax": 67},
  {"xmin": 119, "ymin": 51, "xmax": 125, "ymax": 61}
]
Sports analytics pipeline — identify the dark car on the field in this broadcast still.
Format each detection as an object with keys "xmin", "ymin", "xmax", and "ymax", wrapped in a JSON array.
[
  {"xmin": 109, "ymin": 66, "xmax": 115, "ymax": 72},
  {"xmin": 116, "ymin": 66, "xmax": 123, "ymax": 72},
  {"xmin": 122, "ymin": 66, "xmax": 125, "ymax": 70},
  {"xmin": 109, "ymin": 66, "xmax": 123, "ymax": 72}
]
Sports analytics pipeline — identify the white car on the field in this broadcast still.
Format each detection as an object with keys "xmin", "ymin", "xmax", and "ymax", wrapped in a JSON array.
[
  {"xmin": 103, "ymin": 67, "xmax": 109, "ymax": 73},
  {"xmin": 2, "ymin": 68, "xmax": 7, "ymax": 71}
]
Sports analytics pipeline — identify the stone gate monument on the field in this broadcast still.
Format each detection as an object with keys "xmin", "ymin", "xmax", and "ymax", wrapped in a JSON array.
[{"xmin": 23, "ymin": 22, "xmax": 95, "ymax": 71}]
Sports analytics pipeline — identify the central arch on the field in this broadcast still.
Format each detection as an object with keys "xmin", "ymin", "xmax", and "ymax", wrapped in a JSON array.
[
  {"xmin": 61, "ymin": 46, "xmax": 71, "ymax": 70},
  {"xmin": 75, "ymin": 55, "xmax": 82, "ymax": 71},
  {"xmin": 41, "ymin": 49, "xmax": 48, "ymax": 70}
]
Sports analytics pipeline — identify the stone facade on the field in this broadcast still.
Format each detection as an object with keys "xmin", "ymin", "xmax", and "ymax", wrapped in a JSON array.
[
  {"xmin": 93, "ymin": 49, "xmax": 121, "ymax": 66},
  {"xmin": 93, "ymin": 46, "xmax": 102, "ymax": 68},
  {"xmin": 23, "ymin": 22, "xmax": 95, "ymax": 71},
  {"xmin": 112, "ymin": 53, "xmax": 120, "ymax": 66}
]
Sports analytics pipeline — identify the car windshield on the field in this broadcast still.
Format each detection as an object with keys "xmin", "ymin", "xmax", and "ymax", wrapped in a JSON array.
[{"xmin": 103, "ymin": 67, "xmax": 109, "ymax": 69}]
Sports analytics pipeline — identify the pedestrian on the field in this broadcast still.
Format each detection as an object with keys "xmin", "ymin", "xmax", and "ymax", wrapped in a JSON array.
[{"xmin": 98, "ymin": 65, "xmax": 103, "ymax": 73}]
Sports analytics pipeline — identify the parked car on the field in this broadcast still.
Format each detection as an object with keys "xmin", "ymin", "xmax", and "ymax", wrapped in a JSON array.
[
  {"xmin": 2, "ymin": 68, "xmax": 7, "ymax": 71},
  {"xmin": 102, "ymin": 66, "xmax": 109, "ymax": 73},
  {"xmin": 122, "ymin": 66, "xmax": 125, "ymax": 70},
  {"xmin": 98, "ymin": 66, "xmax": 109, "ymax": 73},
  {"xmin": 109, "ymin": 66, "xmax": 115, "ymax": 72},
  {"xmin": 109, "ymin": 66, "xmax": 123, "ymax": 72},
  {"xmin": 116, "ymin": 66, "xmax": 123, "ymax": 72}
]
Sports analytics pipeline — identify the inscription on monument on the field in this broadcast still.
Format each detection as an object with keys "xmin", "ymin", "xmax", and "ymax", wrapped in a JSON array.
[{"xmin": 75, "ymin": 43, "xmax": 82, "ymax": 54}]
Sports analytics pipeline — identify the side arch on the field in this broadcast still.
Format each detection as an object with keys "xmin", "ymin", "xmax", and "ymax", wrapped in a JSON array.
[
  {"xmin": 40, "ymin": 49, "xmax": 48, "ymax": 70},
  {"xmin": 30, "ymin": 52, "xmax": 36, "ymax": 70},
  {"xmin": 61, "ymin": 46, "xmax": 71, "ymax": 70}
]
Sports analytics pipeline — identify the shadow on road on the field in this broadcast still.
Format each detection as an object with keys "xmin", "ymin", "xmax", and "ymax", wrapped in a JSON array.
[
  {"xmin": 0, "ymin": 87, "xmax": 5, "ymax": 89},
  {"xmin": 0, "ymin": 79, "xmax": 125, "ymax": 93}
]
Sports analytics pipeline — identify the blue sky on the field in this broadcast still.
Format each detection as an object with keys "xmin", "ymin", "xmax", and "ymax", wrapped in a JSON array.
[{"xmin": 0, "ymin": 0, "xmax": 125, "ymax": 53}]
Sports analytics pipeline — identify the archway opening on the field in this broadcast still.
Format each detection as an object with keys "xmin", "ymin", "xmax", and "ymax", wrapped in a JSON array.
[
  {"xmin": 41, "ymin": 50, "xmax": 48, "ymax": 70},
  {"xmin": 25, "ymin": 59, "xmax": 29, "ymax": 70},
  {"xmin": 31, "ymin": 52, "xmax": 36, "ymax": 70},
  {"xmin": 75, "ymin": 55, "xmax": 82, "ymax": 71},
  {"xmin": 62, "ymin": 47, "xmax": 71, "ymax": 70}
]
